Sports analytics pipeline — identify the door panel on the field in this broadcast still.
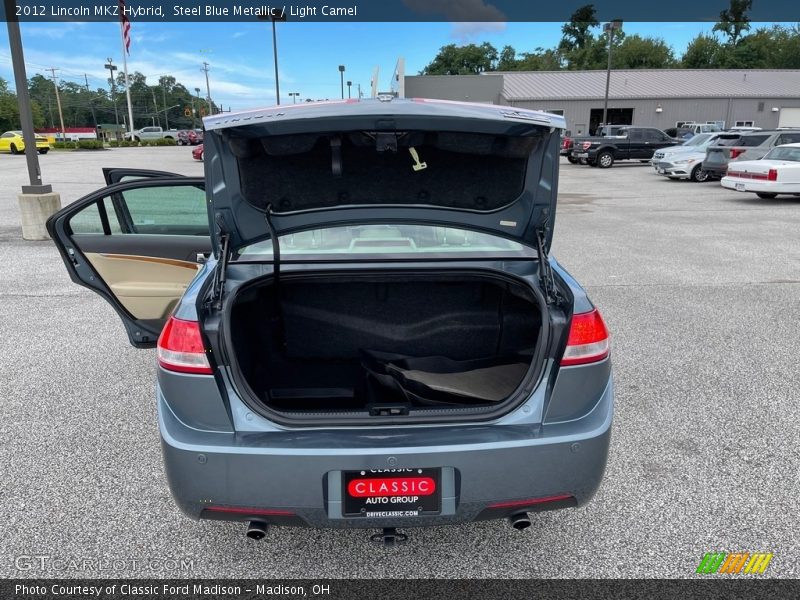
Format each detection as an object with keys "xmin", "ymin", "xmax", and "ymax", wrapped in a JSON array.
[
  {"xmin": 47, "ymin": 177, "xmax": 210, "ymax": 348},
  {"xmin": 84, "ymin": 252, "xmax": 200, "ymax": 320}
]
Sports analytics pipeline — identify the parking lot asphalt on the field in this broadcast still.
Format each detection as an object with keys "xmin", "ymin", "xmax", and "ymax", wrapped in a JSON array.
[{"xmin": 1, "ymin": 148, "xmax": 798, "ymax": 578}]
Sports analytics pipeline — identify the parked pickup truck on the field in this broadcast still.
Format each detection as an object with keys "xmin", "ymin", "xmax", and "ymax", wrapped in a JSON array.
[
  {"xmin": 124, "ymin": 126, "xmax": 177, "ymax": 142},
  {"xmin": 571, "ymin": 126, "xmax": 677, "ymax": 168}
]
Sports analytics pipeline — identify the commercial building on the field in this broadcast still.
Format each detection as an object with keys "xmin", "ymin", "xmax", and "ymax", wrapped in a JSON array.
[{"xmin": 404, "ymin": 69, "xmax": 800, "ymax": 135}]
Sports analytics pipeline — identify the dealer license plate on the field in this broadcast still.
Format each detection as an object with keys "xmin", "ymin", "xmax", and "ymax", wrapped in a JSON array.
[{"xmin": 343, "ymin": 468, "xmax": 441, "ymax": 517}]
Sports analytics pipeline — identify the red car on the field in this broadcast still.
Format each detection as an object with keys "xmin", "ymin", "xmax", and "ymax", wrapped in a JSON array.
[{"xmin": 192, "ymin": 144, "xmax": 203, "ymax": 161}]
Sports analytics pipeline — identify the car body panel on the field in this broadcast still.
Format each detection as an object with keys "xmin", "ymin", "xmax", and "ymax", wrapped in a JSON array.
[
  {"xmin": 703, "ymin": 130, "xmax": 800, "ymax": 177},
  {"xmin": 721, "ymin": 144, "xmax": 800, "ymax": 194}
]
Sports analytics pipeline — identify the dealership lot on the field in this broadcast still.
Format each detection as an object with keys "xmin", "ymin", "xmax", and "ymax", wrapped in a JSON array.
[{"xmin": 1, "ymin": 148, "xmax": 798, "ymax": 578}]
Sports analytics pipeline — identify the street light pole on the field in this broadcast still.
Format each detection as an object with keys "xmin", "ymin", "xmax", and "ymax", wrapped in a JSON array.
[
  {"xmin": 601, "ymin": 19, "xmax": 623, "ymax": 132},
  {"xmin": 271, "ymin": 18, "xmax": 280, "ymax": 105},
  {"xmin": 104, "ymin": 59, "xmax": 119, "ymax": 135},
  {"xmin": 338, "ymin": 65, "xmax": 345, "ymax": 99},
  {"xmin": 346, "ymin": 80, "xmax": 352, "ymax": 99}
]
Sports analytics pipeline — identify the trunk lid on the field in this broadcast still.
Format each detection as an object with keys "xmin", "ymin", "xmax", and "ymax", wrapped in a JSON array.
[{"xmin": 202, "ymin": 98, "xmax": 565, "ymax": 254}]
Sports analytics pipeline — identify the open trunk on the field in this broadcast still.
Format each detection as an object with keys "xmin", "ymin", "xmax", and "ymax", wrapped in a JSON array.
[{"xmin": 227, "ymin": 271, "xmax": 545, "ymax": 419}]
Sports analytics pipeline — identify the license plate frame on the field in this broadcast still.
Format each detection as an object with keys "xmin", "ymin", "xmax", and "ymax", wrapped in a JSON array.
[
  {"xmin": 735, "ymin": 183, "xmax": 746, "ymax": 192},
  {"xmin": 342, "ymin": 468, "xmax": 442, "ymax": 518}
]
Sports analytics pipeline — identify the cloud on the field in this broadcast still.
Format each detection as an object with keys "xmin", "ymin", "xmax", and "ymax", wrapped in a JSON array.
[
  {"xmin": 403, "ymin": 0, "xmax": 505, "ymax": 22},
  {"xmin": 232, "ymin": 31, "xmax": 247, "ymax": 39},
  {"xmin": 449, "ymin": 21, "xmax": 506, "ymax": 41}
]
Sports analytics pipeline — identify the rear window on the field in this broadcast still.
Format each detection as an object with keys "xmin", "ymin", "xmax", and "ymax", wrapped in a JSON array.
[
  {"xmin": 715, "ymin": 136, "xmax": 742, "ymax": 146},
  {"xmin": 777, "ymin": 133, "xmax": 800, "ymax": 145},
  {"xmin": 763, "ymin": 146, "xmax": 800, "ymax": 161},
  {"xmin": 238, "ymin": 224, "xmax": 531, "ymax": 259},
  {"xmin": 738, "ymin": 135, "xmax": 770, "ymax": 147}
]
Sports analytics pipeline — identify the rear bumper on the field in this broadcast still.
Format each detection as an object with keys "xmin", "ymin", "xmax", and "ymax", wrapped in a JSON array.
[
  {"xmin": 720, "ymin": 178, "xmax": 799, "ymax": 194},
  {"xmin": 702, "ymin": 163, "xmax": 728, "ymax": 177},
  {"xmin": 158, "ymin": 376, "xmax": 613, "ymax": 529}
]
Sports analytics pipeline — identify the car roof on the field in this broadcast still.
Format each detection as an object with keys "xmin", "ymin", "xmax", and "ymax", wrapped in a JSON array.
[{"xmin": 775, "ymin": 142, "xmax": 800, "ymax": 148}]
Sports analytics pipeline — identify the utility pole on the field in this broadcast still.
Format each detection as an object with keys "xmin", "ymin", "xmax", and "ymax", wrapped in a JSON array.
[
  {"xmin": 84, "ymin": 74, "xmax": 98, "ymax": 128},
  {"xmin": 161, "ymin": 82, "xmax": 169, "ymax": 130},
  {"xmin": 46, "ymin": 68, "xmax": 66, "ymax": 141},
  {"xmin": 151, "ymin": 86, "xmax": 160, "ymax": 127},
  {"xmin": 201, "ymin": 62, "xmax": 213, "ymax": 115},
  {"xmin": 104, "ymin": 59, "xmax": 119, "ymax": 136},
  {"xmin": 338, "ymin": 65, "xmax": 345, "ymax": 99}
]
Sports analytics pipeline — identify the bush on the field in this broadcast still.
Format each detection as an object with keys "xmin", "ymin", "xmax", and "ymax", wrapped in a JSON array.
[
  {"xmin": 139, "ymin": 139, "xmax": 153, "ymax": 146},
  {"xmin": 109, "ymin": 140, "xmax": 120, "ymax": 148},
  {"xmin": 155, "ymin": 137, "xmax": 177, "ymax": 146},
  {"xmin": 119, "ymin": 140, "xmax": 138, "ymax": 147},
  {"xmin": 52, "ymin": 141, "xmax": 76, "ymax": 149},
  {"xmin": 77, "ymin": 140, "xmax": 104, "ymax": 150}
]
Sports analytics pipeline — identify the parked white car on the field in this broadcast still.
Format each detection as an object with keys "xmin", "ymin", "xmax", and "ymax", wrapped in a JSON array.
[{"xmin": 721, "ymin": 143, "xmax": 800, "ymax": 198}]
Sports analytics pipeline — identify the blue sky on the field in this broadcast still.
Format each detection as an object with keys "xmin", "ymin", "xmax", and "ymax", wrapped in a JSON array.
[{"xmin": 0, "ymin": 21, "xmax": 783, "ymax": 111}]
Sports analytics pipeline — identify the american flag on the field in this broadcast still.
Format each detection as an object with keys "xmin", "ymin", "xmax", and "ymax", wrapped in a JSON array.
[{"xmin": 119, "ymin": 0, "xmax": 131, "ymax": 54}]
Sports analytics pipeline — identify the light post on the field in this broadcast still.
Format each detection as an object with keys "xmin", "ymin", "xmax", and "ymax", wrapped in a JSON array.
[
  {"xmin": 338, "ymin": 65, "xmax": 345, "ymax": 99},
  {"xmin": 288, "ymin": 92, "xmax": 299, "ymax": 104},
  {"xmin": 104, "ymin": 59, "xmax": 119, "ymax": 136},
  {"xmin": 346, "ymin": 80, "xmax": 352, "ymax": 99},
  {"xmin": 601, "ymin": 19, "xmax": 623, "ymax": 132}
]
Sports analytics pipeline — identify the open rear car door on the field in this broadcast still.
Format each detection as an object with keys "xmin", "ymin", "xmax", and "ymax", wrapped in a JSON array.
[{"xmin": 47, "ymin": 170, "xmax": 211, "ymax": 347}]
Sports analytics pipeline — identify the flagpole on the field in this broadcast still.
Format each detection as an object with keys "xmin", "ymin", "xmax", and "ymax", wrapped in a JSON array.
[{"xmin": 119, "ymin": 19, "xmax": 135, "ymax": 135}]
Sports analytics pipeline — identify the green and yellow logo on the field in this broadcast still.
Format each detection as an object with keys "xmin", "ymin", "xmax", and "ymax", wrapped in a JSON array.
[{"xmin": 696, "ymin": 552, "xmax": 773, "ymax": 574}]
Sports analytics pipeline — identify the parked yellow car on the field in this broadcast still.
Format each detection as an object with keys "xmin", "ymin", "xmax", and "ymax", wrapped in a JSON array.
[{"xmin": 0, "ymin": 131, "xmax": 50, "ymax": 154}]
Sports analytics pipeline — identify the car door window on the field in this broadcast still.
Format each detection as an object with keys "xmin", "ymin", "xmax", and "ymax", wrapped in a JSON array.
[
  {"xmin": 777, "ymin": 133, "xmax": 800, "ymax": 145},
  {"xmin": 627, "ymin": 130, "xmax": 643, "ymax": 141},
  {"xmin": 68, "ymin": 184, "xmax": 207, "ymax": 237}
]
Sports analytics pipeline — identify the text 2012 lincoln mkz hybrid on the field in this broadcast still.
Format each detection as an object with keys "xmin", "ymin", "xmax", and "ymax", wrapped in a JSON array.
[{"xmin": 48, "ymin": 98, "xmax": 613, "ymax": 543}]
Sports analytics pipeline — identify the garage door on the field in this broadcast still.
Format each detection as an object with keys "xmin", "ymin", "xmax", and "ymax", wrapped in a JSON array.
[{"xmin": 778, "ymin": 107, "xmax": 800, "ymax": 128}]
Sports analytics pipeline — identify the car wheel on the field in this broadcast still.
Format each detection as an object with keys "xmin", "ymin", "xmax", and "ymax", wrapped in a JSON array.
[
  {"xmin": 10, "ymin": 144, "xmax": 19, "ymax": 155},
  {"xmin": 756, "ymin": 192, "xmax": 778, "ymax": 199},
  {"xmin": 597, "ymin": 152, "xmax": 614, "ymax": 168},
  {"xmin": 567, "ymin": 156, "xmax": 578, "ymax": 164},
  {"xmin": 690, "ymin": 165, "xmax": 709, "ymax": 182},
  {"xmin": 38, "ymin": 149, "xmax": 48, "ymax": 155}
]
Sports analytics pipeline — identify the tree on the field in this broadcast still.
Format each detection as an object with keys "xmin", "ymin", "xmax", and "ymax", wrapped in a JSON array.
[
  {"xmin": 0, "ymin": 77, "xmax": 20, "ymax": 132},
  {"xmin": 559, "ymin": 5, "xmax": 599, "ymax": 53},
  {"xmin": 613, "ymin": 35, "xmax": 676, "ymax": 69},
  {"xmin": 682, "ymin": 34, "xmax": 723, "ymax": 68},
  {"xmin": 497, "ymin": 45, "xmax": 519, "ymax": 71},
  {"xmin": 713, "ymin": 0, "xmax": 752, "ymax": 46},
  {"xmin": 420, "ymin": 43, "xmax": 499, "ymax": 75}
]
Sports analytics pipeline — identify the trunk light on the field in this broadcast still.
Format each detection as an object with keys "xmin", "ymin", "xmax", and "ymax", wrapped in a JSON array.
[
  {"xmin": 729, "ymin": 148, "xmax": 743, "ymax": 159},
  {"xmin": 157, "ymin": 316, "xmax": 213, "ymax": 375},
  {"xmin": 768, "ymin": 169, "xmax": 778, "ymax": 181},
  {"xmin": 561, "ymin": 308, "xmax": 610, "ymax": 366}
]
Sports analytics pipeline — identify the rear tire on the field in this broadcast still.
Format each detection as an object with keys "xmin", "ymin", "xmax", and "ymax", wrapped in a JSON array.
[
  {"xmin": 38, "ymin": 149, "xmax": 48, "ymax": 155},
  {"xmin": 597, "ymin": 151, "xmax": 614, "ymax": 168},
  {"xmin": 566, "ymin": 156, "xmax": 578, "ymax": 164},
  {"xmin": 10, "ymin": 144, "xmax": 19, "ymax": 155},
  {"xmin": 690, "ymin": 164, "xmax": 709, "ymax": 182},
  {"xmin": 756, "ymin": 192, "xmax": 778, "ymax": 199}
]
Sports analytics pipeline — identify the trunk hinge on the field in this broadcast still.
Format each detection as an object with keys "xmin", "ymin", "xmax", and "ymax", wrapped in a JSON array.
[
  {"xmin": 264, "ymin": 204, "xmax": 280, "ymax": 287},
  {"xmin": 211, "ymin": 214, "xmax": 231, "ymax": 310},
  {"xmin": 536, "ymin": 228, "xmax": 561, "ymax": 305}
]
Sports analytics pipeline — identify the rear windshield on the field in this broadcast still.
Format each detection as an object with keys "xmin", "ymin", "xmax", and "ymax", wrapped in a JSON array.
[
  {"xmin": 763, "ymin": 146, "xmax": 800, "ymax": 161},
  {"xmin": 238, "ymin": 224, "xmax": 531, "ymax": 259},
  {"xmin": 715, "ymin": 136, "xmax": 742, "ymax": 146},
  {"xmin": 738, "ymin": 135, "xmax": 770, "ymax": 147}
]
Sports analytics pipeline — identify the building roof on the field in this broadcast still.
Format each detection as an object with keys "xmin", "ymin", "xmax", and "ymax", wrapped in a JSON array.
[{"xmin": 499, "ymin": 69, "xmax": 800, "ymax": 101}]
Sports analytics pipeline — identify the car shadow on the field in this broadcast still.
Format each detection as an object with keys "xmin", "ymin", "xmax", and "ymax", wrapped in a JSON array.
[{"xmin": 724, "ymin": 194, "xmax": 800, "ymax": 206}]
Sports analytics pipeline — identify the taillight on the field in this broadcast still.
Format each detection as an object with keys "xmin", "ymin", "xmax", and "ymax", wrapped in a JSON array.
[
  {"xmin": 561, "ymin": 308, "xmax": 610, "ymax": 366},
  {"xmin": 157, "ymin": 316, "xmax": 213, "ymax": 374},
  {"xmin": 768, "ymin": 169, "xmax": 778, "ymax": 181},
  {"xmin": 729, "ymin": 148, "xmax": 743, "ymax": 159}
]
